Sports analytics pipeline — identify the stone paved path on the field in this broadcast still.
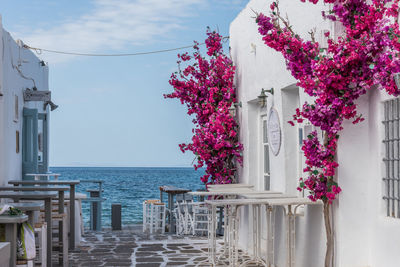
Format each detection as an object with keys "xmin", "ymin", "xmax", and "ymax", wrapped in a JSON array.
[
  {"xmin": 69, "ymin": 229, "xmax": 137, "ymax": 266},
  {"xmin": 69, "ymin": 226, "xmax": 264, "ymax": 267},
  {"xmin": 69, "ymin": 227, "xmax": 213, "ymax": 267}
]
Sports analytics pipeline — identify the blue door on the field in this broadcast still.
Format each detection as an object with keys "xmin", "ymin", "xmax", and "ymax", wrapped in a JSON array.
[
  {"xmin": 38, "ymin": 113, "xmax": 49, "ymax": 174},
  {"xmin": 22, "ymin": 108, "xmax": 38, "ymax": 180}
]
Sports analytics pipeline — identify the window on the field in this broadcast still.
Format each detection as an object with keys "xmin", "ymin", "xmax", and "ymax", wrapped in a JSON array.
[
  {"xmin": 262, "ymin": 116, "xmax": 271, "ymax": 190},
  {"xmin": 383, "ymin": 98, "xmax": 400, "ymax": 218},
  {"xmin": 16, "ymin": 131, "xmax": 19, "ymax": 153},
  {"xmin": 14, "ymin": 94, "xmax": 18, "ymax": 122},
  {"xmin": 298, "ymin": 124, "xmax": 313, "ymax": 197}
]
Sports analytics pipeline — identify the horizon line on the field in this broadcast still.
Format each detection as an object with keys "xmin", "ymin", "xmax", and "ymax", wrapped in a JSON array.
[{"xmin": 50, "ymin": 166, "xmax": 202, "ymax": 169}]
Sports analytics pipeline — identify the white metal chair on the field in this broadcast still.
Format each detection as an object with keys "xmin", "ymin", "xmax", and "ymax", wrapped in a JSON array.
[
  {"xmin": 191, "ymin": 203, "xmax": 208, "ymax": 236},
  {"xmin": 174, "ymin": 194, "xmax": 196, "ymax": 235},
  {"xmin": 150, "ymin": 202, "xmax": 166, "ymax": 234},
  {"xmin": 174, "ymin": 201, "xmax": 189, "ymax": 235},
  {"xmin": 34, "ymin": 222, "xmax": 47, "ymax": 267},
  {"xmin": 142, "ymin": 199, "xmax": 160, "ymax": 233}
]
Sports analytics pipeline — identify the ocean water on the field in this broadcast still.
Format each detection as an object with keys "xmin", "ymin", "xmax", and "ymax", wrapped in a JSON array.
[{"xmin": 50, "ymin": 167, "xmax": 206, "ymax": 227}]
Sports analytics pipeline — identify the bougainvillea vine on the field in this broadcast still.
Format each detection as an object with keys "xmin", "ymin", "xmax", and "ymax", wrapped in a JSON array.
[
  {"xmin": 257, "ymin": 0, "xmax": 400, "ymax": 203},
  {"xmin": 164, "ymin": 30, "xmax": 243, "ymax": 185},
  {"xmin": 257, "ymin": 1, "xmax": 400, "ymax": 265}
]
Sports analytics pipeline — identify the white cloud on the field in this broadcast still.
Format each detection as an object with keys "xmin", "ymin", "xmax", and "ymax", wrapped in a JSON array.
[
  {"xmin": 212, "ymin": 0, "xmax": 249, "ymax": 9},
  {"xmin": 13, "ymin": 0, "xmax": 204, "ymax": 63}
]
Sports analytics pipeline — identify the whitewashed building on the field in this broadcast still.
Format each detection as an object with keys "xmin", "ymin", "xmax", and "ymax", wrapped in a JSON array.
[
  {"xmin": 0, "ymin": 15, "xmax": 53, "ymax": 186},
  {"xmin": 0, "ymin": 16, "xmax": 89, "ymax": 247},
  {"xmin": 230, "ymin": 1, "xmax": 400, "ymax": 266}
]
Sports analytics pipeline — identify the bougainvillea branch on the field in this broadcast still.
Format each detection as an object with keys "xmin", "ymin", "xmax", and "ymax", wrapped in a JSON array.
[{"xmin": 164, "ymin": 30, "xmax": 243, "ymax": 185}]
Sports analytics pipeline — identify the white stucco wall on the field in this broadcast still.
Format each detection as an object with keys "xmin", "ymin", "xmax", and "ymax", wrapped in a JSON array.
[
  {"xmin": 230, "ymin": 1, "xmax": 400, "ymax": 267},
  {"xmin": 0, "ymin": 15, "xmax": 49, "ymax": 186},
  {"xmin": 230, "ymin": 1, "xmax": 329, "ymax": 266},
  {"xmin": 334, "ymin": 88, "xmax": 400, "ymax": 267}
]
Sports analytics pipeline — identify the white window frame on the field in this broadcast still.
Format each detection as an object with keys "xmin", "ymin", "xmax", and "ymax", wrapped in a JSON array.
[
  {"xmin": 260, "ymin": 113, "xmax": 271, "ymax": 190},
  {"xmin": 297, "ymin": 123, "xmax": 314, "ymax": 197}
]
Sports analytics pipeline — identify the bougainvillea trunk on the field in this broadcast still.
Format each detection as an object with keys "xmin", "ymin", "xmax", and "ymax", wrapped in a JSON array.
[{"xmin": 323, "ymin": 201, "xmax": 333, "ymax": 267}]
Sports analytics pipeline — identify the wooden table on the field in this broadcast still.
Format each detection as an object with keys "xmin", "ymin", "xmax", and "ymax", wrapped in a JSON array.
[
  {"xmin": 189, "ymin": 189, "xmax": 282, "ymax": 241},
  {"xmin": 159, "ymin": 186, "xmax": 191, "ymax": 233},
  {"xmin": 207, "ymin": 184, "xmax": 254, "ymax": 190},
  {"xmin": 0, "ymin": 191, "xmax": 56, "ymax": 267},
  {"xmin": 260, "ymin": 197, "xmax": 322, "ymax": 267},
  {"xmin": 205, "ymin": 198, "xmax": 275, "ymax": 266},
  {"xmin": 26, "ymin": 173, "xmax": 61, "ymax": 180},
  {"xmin": 0, "ymin": 214, "xmax": 28, "ymax": 267},
  {"xmin": 10, "ymin": 202, "xmax": 43, "ymax": 225},
  {"xmin": 0, "ymin": 186, "xmax": 69, "ymax": 267},
  {"xmin": 9, "ymin": 179, "xmax": 80, "ymax": 250},
  {"xmin": 205, "ymin": 195, "xmax": 306, "ymax": 267}
]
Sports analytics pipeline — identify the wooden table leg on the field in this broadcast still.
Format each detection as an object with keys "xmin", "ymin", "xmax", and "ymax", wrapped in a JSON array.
[
  {"xmin": 266, "ymin": 205, "xmax": 275, "ymax": 266},
  {"xmin": 26, "ymin": 210, "xmax": 34, "ymax": 226},
  {"xmin": 4, "ymin": 223, "xmax": 17, "ymax": 267},
  {"xmin": 168, "ymin": 193, "xmax": 173, "ymax": 233},
  {"xmin": 70, "ymin": 185, "xmax": 75, "ymax": 250},
  {"xmin": 59, "ymin": 191, "xmax": 68, "ymax": 266},
  {"xmin": 208, "ymin": 205, "xmax": 217, "ymax": 265},
  {"xmin": 45, "ymin": 198, "xmax": 52, "ymax": 267}
]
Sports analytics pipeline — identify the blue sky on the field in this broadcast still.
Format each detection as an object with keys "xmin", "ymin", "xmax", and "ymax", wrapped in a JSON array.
[{"xmin": 1, "ymin": 0, "xmax": 248, "ymax": 167}]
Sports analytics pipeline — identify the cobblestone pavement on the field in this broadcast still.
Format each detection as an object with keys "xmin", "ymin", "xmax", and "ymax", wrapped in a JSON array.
[{"xmin": 69, "ymin": 226, "xmax": 264, "ymax": 267}]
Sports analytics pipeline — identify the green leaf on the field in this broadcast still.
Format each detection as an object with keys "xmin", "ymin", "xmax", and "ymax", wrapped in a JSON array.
[
  {"xmin": 369, "ymin": 64, "xmax": 375, "ymax": 69},
  {"xmin": 7, "ymin": 207, "xmax": 23, "ymax": 216}
]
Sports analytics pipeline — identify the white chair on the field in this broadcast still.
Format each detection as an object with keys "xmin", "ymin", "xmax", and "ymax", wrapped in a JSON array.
[
  {"xmin": 191, "ymin": 203, "xmax": 208, "ymax": 236},
  {"xmin": 34, "ymin": 222, "xmax": 47, "ymax": 267},
  {"xmin": 149, "ymin": 202, "xmax": 166, "ymax": 234},
  {"xmin": 174, "ymin": 201, "xmax": 188, "ymax": 235},
  {"xmin": 175, "ymin": 198, "xmax": 208, "ymax": 236},
  {"xmin": 142, "ymin": 199, "xmax": 160, "ymax": 233}
]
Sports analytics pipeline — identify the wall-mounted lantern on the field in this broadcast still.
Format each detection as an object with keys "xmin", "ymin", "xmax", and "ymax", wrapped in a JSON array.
[
  {"xmin": 258, "ymin": 88, "xmax": 274, "ymax": 108},
  {"xmin": 44, "ymin": 100, "xmax": 58, "ymax": 111},
  {"xmin": 229, "ymin": 102, "xmax": 242, "ymax": 117}
]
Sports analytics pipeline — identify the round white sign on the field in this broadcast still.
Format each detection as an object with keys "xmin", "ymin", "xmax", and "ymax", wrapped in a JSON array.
[{"xmin": 267, "ymin": 108, "xmax": 281, "ymax": 156}]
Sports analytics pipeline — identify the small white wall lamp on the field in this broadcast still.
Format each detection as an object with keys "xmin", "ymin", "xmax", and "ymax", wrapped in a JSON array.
[
  {"xmin": 394, "ymin": 73, "xmax": 400, "ymax": 89},
  {"xmin": 229, "ymin": 102, "xmax": 242, "ymax": 117},
  {"xmin": 258, "ymin": 88, "xmax": 274, "ymax": 108}
]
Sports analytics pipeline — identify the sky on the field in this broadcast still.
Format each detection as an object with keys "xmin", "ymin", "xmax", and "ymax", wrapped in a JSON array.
[{"xmin": 1, "ymin": 0, "xmax": 249, "ymax": 167}]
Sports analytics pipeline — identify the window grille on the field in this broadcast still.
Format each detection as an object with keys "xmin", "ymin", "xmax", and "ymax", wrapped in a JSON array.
[{"xmin": 383, "ymin": 98, "xmax": 400, "ymax": 218}]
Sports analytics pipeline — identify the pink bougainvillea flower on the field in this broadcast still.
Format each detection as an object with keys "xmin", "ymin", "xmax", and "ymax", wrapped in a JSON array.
[
  {"xmin": 165, "ymin": 29, "xmax": 243, "ymax": 185},
  {"xmin": 257, "ymin": 0, "xmax": 400, "ymax": 203}
]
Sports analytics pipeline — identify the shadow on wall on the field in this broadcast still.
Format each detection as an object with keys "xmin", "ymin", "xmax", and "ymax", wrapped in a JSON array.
[
  {"xmin": 273, "ymin": 206, "xmax": 285, "ymax": 267},
  {"xmin": 297, "ymin": 205, "xmax": 325, "ymax": 267}
]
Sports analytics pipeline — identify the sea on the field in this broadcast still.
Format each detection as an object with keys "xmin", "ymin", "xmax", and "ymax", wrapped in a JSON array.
[{"xmin": 49, "ymin": 167, "xmax": 206, "ymax": 227}]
